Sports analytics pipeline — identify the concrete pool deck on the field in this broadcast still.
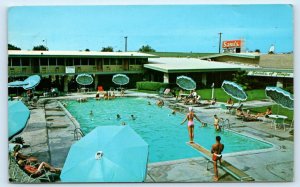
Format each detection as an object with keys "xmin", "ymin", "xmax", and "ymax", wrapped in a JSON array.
[{"xmin": 9, "ymin": 91, "xmax": 294, "ymax": 183}]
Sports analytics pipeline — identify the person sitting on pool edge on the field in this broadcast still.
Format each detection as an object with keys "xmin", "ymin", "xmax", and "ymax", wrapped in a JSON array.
[{"xmin": 211, "ymin": 135, "xmax": 224, "ymax": 182}]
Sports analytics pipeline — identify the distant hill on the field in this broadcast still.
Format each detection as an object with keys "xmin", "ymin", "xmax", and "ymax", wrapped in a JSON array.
[{"xmin": 144, "ymin": 52, "xmax": 217, "ymax": 58}]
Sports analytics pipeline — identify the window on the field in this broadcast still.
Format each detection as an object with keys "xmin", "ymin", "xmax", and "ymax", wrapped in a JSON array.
[
  {"xmin": 49, "ymin": 58, "xmax": 57, "ymax": 66},
  {"xmin": 56, "ymin": 58, "xmax": 64, "ymax": 65},
  {"xmin": 22, "ymin": 58, "xmax": 30, "ymax": 66},
  {"xmin": 40, "ymin": 58, "xmax": 48, "ymax": 66},
  {"xmin": 89, "ymin": 59, "xmax": 96, "ymax": 65},
  {"xmin": 129, "ymin": 58, "xmax": 136, "ymax": 65},
  {"xmin": 103, "ymin": 58, "xmax": 110, "ymax": 65},
  {"xmin": 66, "ymin": 58, "xmax": 73, "ymax": 66},
  {"xmin": 74, "ymin": 58, "xmax": 80, "ymax": 66},
  {"xmin": 81, "ymin": 58, "xmax": 89, "ymax": 65},
  {"xmin": 116, "ymin": 59, "xmax": 123, "ymax": 65},
  {"xmin": 11, "ymin": 58, "xmax": 21, "ymax": 66}
]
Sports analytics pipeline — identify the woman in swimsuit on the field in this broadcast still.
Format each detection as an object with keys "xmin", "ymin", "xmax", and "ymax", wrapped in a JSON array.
[{"xmin": 180, "ymin": 107, "xmax": 203, "ymax": 143}]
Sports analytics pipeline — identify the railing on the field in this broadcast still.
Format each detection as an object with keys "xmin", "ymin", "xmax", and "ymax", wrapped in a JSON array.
[{"xmin": 73, "ymin": 128, "xmax": 85, "ymax": 140}]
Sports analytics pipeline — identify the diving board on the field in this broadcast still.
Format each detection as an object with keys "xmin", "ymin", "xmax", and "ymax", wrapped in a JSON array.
[{"xmin": 189, "ymin": 143, "xmax": 254, "ymax": 181}]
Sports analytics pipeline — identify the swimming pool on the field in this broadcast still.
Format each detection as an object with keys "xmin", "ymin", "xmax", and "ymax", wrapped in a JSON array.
[{"xmin": 64, "ymin": 97, "xmax": 272, "ymax": 163}]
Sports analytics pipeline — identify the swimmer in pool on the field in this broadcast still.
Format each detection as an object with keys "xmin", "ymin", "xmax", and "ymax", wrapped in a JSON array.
[{"xmin": 180, "ymin": 107, "xmax": 203, "ymax": 144}]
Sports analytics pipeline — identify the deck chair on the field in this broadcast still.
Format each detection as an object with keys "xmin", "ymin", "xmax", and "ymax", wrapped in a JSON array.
[
  {"xmin": 271, "ymin": 118, "xmax": 285, "ymax": 130},
  {"xmin": 162, "ymin": 88, "xmax": 173, "ymax": 98},
  {"xmin": 9, "ymin": 153, "xmax": 53, "ymax": 183},
  {"xmin": 219, "ymin": 104, "xmax": 230, "ymax": 114},
  {"xmin": 158, "ymin": 87, "xmax": 166, "ymax": 96}
]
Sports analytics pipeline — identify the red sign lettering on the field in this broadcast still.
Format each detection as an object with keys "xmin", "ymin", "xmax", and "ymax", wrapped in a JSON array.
[{"xmin": 222, "ymin": 40, "xmax": 242, "ymax": 48}]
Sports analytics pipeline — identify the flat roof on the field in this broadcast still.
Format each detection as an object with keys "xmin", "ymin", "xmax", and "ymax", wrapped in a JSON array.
[
  {"xmin": 145, "ymin": 57, "xmax": 258, "ymax": 73},
  {"xmin": 199, "ymin": 53, "xmax": 260, "ymax": 60},
  {"xmin": 8, "ymin": 50, "xmax": 158, "ymax": 58}
]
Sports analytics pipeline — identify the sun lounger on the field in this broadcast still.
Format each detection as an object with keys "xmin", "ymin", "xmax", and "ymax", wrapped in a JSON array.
[{"xmin": 188, "ymin": 143, "xmax": 254, "ymax": 181}]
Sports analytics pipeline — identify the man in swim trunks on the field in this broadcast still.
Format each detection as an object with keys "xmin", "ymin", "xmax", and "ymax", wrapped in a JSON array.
[
  {"xmin": 211, "ymin": 136, "xmax": 224, "ymax": 181},
  {"xmin": 180, "ymin": 107, "xmax": 203, "ymax": 144}
]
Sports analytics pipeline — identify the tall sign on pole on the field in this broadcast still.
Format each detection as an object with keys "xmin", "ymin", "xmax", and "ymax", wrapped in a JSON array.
[
  {"xmin": 218, "ymin": 33, "xmax": 222, "ymax": 53},
  {"xmin": 124, "ymin": 36, "xmax": 128, "ymax": 52}
]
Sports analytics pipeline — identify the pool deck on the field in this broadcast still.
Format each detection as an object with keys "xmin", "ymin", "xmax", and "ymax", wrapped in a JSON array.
[{"xmin": 9, "ymin": 91, "xmax": 294, "ymax": 183}]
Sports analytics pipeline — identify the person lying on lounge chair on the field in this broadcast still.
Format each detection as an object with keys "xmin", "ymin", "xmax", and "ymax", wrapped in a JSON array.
[
  {"xmin": 255, "ymin": 107, "xmax": 272, "ymax": 118},
  {"xmin": 17, "ymin": 160, "xmax": 61, "ymax": 176}
]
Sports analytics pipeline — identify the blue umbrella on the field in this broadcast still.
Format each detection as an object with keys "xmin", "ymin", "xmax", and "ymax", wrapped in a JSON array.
[
  {"xmin": 176, "ymin": 76, "xmax": 196, "ymax": 91},
  {"xmin": 8, "ymin": 80, "xmax": 29, "ymax": 88},
  {"xmin": 8, "ymin": 101, "xmax": 30, "ymax": 139},
  {"xmin": 76, "ymin": 74, "xmax": 94, "ymax": 86},
  {"xmin": 23, "ymin": 75, "xmax": 41, "ymax": 90},
  {"xmin": 221, "ymin": 80, "xmax": 247, "ymax": 101},
  {"xmin": 265, "ymin": 87, "xmax": 294, "ymax": 110},
  {"xmin": 112, "ymin": 74, "xmax": 129, "ymax": 86},
  {"xmin": 61, "ymin": 125, "xmax": 149, "ymax": 182}
]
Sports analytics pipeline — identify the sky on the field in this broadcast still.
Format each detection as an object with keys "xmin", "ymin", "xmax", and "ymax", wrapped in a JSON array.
[{"xmin": 8, "ymin": 4, "xmax": 293, "ymax": 53}]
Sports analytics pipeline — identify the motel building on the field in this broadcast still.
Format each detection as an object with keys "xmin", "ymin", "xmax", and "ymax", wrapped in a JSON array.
[
  {"xmin": 8, "ymin": 49, "xmax": 293, "ymax": 94},
  {"xmin": 8, "ymin": 50, "xmax": 157, "ymax": 93}
]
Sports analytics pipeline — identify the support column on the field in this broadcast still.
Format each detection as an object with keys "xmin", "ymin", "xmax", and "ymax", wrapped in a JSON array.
[
  {"xmin": 201, "ymin": 73, "xmax": 207, "ymax": 86},
  {"xmin": 63, "ymin": 75, "xmax": 69, "ymax": 92},
  {"xmin": 94, "ymin": 75, "xmax": 99, "ymax": 91},
  {"xmin": 163, "ymin": 73, "xmax": 169, "ymax": 83}
]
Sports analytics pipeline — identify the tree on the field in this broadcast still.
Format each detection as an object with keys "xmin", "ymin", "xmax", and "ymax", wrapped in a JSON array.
[
  {"xmin": 33, "ymin": 45, "xmax": 48, "ymax": 51},
  {"xmin": 232, "ymin": 71, "xmax": 249, "ymax": 90},
  {"xmin": 85, "ymin": 49, "xmax": 90, "ymax": 52},
  {"xmin": 101, "ymin": 46, "xmax": 114, "ymax": 52},
  {"xmin": 8, "ymin": 44, "xmax": 21, "ymax": 50},
  {"xmin": 138, "ymin": 45, "xmax": 156, "ymax": 52},
  {"xmin": 254, "ymin": 49, "xmax": 260, "ymax": 53}
]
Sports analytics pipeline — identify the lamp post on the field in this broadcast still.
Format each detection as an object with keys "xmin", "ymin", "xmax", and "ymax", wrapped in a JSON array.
[
  {"xmin": 124, "ymin": 36, "xmax": 128, "ymax": 52},
  {"xmin": 218, "ymin": 32, "xmax": 222, "ymax": 53},
  {"xmin": 211, "ymin": 83, "xmax": 215, "ymax": 99}
]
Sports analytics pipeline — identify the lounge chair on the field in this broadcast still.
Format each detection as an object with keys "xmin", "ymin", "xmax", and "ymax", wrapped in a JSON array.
[
  {"xmin": 272, "ymin": 118, "xmax": 285, "ymax": 130},
  {"xmin": 9, "ymin": 152, "xmax": 53, "ymax": 183},
  {"xmin": 219, "ymin": 104, "xmax": 230, "ymax": 114},
  {"xmin": 162, "ymin": 88, "xmax": 173, "ymax": 98},
  {"xmin": 158, "ymin": 87, "xmax": 166, "ymax": 96}
]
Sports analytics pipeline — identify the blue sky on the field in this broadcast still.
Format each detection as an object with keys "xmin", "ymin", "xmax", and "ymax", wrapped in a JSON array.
[{"xmin": 8, "ymin": 4, "xmax": 293, "ymax": 53}]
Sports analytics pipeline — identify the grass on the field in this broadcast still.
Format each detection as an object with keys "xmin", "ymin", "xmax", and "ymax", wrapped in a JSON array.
[{"xmin": 194, "ymin": 88, "xmax": 267, "ymax": 103}]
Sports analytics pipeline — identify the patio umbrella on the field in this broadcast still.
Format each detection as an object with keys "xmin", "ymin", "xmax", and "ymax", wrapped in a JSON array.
[
  {"xmin": 23, "ymin": 75, "xmax": 41, "ymax": 90},
  {"xmin": 265, "ymin": 87, "xmax": 294, "ymax": 110},
  {"xmin": 76, "ymin": 74, "xmax": 94, "ymax": 86},
  {"xmin": 112, "ymin": 74, "xmax": 130, "ymax": 86},
  {"xmin": 176, "ymin": 75, "xmax": 196, "ymax": 91},
  {"xmin": 8, "ymin": 101, "xmax": 30, "ymax": 139},
  {"xmin": 221, "ymin": 80, "xmax": 247, "ymax": 101},
  {"xmin": 8, "ymin": 80, "xmax": 28, "ymax": 88},
  {"xmin": 60, "ymin": 125, "xmax": 149, "ymax": 182}
]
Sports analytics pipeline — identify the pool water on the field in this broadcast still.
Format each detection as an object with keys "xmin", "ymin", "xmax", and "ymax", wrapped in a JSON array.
[{"xmin": 65, "ymin": 97, "xmax": 272, "ymax": 163}]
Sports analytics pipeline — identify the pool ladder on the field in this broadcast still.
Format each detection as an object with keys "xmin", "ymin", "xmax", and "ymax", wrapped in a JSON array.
[
  {"xmin": 74, "ymin": 128, "xmax": 85, "ymax": 140},
  {"xmin": 220, "ymin": 118, "xmax": 231, "ymax": 130}
]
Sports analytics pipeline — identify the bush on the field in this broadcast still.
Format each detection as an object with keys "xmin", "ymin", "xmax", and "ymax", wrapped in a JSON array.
[{"xmin": 136, "ymin": 81, "xmax": 168, "ymax": 91}]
